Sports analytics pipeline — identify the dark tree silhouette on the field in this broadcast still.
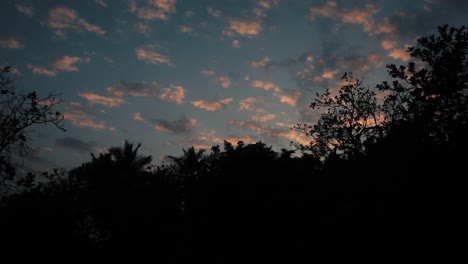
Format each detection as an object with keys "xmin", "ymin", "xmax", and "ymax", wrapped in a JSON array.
[{"xmin": 0, "ymin": 66, "xmax": 64, "ymax": 197}]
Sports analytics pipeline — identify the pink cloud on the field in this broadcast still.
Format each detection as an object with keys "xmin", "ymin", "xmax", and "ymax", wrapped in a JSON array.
[
  {"xmin": 63, "ymin": 109, "xmax": 107, "ymax": 130},
  {"xmin": 129, "ymin": 0, "xmax": 176, "ymax": 20},
  {"xmin": 191, "ymin": 98, "xmax": 234, "ymax": 111},
  {"xmin": 27, "ymin": 64, "xmax": 57, "ymax": 77},
  {"xmin": 0, "ymin": 37, "xmax": 24, "ymax": 49},
  {"xmin": 239, "ymin": 97, "xmax": 265, "ymax": 112},
  {"xmin": 79, "ymin": 92, "xmax": 125, "ymax": 107},
  {"xmin": 159, "ymin": 85, "xmax": 185, "ymax": 104},
  {"xmin": 217, "ymin": 75, "xmax": 232, "ymax": 88},
  {"xmin": 135, "ymin": 44, "xmax": 172, "ymax": 66},
  {"xmin": 133, "ymin": 112, "xmax": 144, "ymax": 121},
  {"xmin": 250, "ymin": 57, "xmax": 270, "ymax": 68},
  {"xmin": 179, "ymin": 25, "xmax": 193, "ymax": 33},
  {"xmin": 278, "ymin": 89, "xmax": 302, "ymax": 107},
  {"xmin": 389, "ymin": 47, "xmax": 411, "ymax": 61},
  {"xmin": 251, "ymin": 113, "xmax": 276, "ymax": 122},
  {"xmin": 228, "ymin": 120, "xmax": 311, "ymax": 145},
  {"xmin": 224, "ymin": 20, "xmax": 263, "ymax": 37},
  {"xmin": 309, "ymin": 1, "xmax": 395, "ymax": 35},
  {"xmin": 52, "ymin": 56, "xmax": 82, "ymax": 72},
  {"xmin": 251, "ymin": 80, "xmax": 281, "ymax": 92},
  {"xmin": 207, "ymin": 7, "xmax": 222, "ymax": 18},
  {"xmin": 381, "ymin": 39, "xmax": 397, "ymax": 50},
  {"xmin": 47, "ymin": 7, "xmax": 105, "ymax": 35}
]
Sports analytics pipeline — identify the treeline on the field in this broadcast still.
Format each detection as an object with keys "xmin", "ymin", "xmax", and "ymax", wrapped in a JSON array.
[{"xmin": 1, "ymin": 25, "xmax": 467, "ymax": 261}]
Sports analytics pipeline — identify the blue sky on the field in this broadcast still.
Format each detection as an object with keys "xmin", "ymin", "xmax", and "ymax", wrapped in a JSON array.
[{"xmin": 1, "ymin": 0, "xmax": 467, "ymax": 171}]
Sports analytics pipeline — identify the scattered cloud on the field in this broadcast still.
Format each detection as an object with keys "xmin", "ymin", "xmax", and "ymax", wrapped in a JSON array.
[
  {"xmin": 15, "ymin": 3, "xmax": 34, "ymax": 16},
  {"xmin": 179, "ymin": 25, "xmax": 193, "ymax": 33},
  {"xmin": 79, "ymin": 92, "xmax": 125, "ymax": 107},
  {"xmin": 133, "ymin": 112, "xmax": 145, "ymax": 121},
  {"xmin": 0, "ymin": 37, "xmax": 24, "ymax": 49},
  {"xmin": 200, "ymin": 69, "xmax": 215, "ymax": 76},
  {"xmin": 63, "ymin": 109, "xmax": 108, "ymax": 130},
  {"xmin": 278, "ymin": 89, "xmax": 302, "ymax": 107},
  {"xmin": 227, "ymin": 120, "xmax": 310, "ymax": 145},
  {"xmin": 153, "ymin": 116, "xmax": 198, "ymax": 134},
  {"xmin": 159, "ymin": 85, "xmax": 185, "ymax": 104},
  {"xmin": 47, "ymin": 6, "xmax": 106, "ymax": 36},
  {"xmin": 224, "ymin": 20, "xmax": 263, "ymax": 37},
  {"xmin": 191, "ymin": 98, "xmax": 234, "ymax": 111},
  {"xmin": 107, "ymin": 81, "xmax": 155, "ymax": 97},
  {"xmin": 251, "ymin": 113, "xmax": 276, "ymax": 122},
  {"xmin": 94, "ymin": 0, "xmax": 108, "ymax": 7},
  {"xmin": 55, "ymin": 137, "xmax": 94, "ymax": 153},
  {"xmin": 129, "ymin": 0, "xmax": 176, "ymax": 20},
  {"xmin": 389, "ymin": 46, "xmax": 411, "ymax": 61},
  {"xmin": 217, "ymin": 75, "xmax": 232, "ymax": 88},
  {"xmin": 207, "ymin": 6, "xmax": 222, "ymax": 18},
  {"xmin": 239, "ymin": 97, "xmax": 265, "ymax": 113},
  {"xmin": 251, "ymin": 80, "xmax": 281, "ymax": 92},
  {"xmin": 309, "ymin": 1, "xmax": 396, "ymax": 35},
  {"xmin": 231, "ymin": 39, "xmax": 241, "ymax": 48},
  {"xmin": 27, "ymin": 64, "xmax": 57, "ymax": 77},
  {"xmin": 250, "ymin": 57, "xmax": 271, "ymax": 68},
  {"xmin": 135, "ymin": 44, "xmax": 172, "ymax": 66},
  {"xmin": 52, "ymin": 56, "xmax": 82, "ymax": 72},
  {"xmin": 134, "ymin": 22, "xmax": 153, "ymax": 35}
]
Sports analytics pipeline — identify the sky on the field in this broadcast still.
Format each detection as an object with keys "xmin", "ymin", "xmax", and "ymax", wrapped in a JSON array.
[{"xmin": 1, "ymin": 0, "xmax": 467, "ymax": 171}]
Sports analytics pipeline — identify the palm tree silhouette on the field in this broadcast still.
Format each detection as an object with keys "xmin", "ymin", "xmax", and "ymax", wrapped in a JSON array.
[
  {"xmin": 108, "ymin": 140, "xmax": 152, "ymax": 183},
  {"xmin": 168, "ymin": 146, "xmax": 206, "ymax": 214}
]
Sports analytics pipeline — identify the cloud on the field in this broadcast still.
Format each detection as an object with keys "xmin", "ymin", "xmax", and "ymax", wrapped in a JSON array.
[
  {"xmin": 389, "ymin": 46, "xmax": 411, "ymax": 62},
  {"xmin": 0, "ymin": 37, "xmax": 24, "ymax": 49},
  {"xmin": 251, "ymin": 80, "xmax": 281, "ymax": 92},
  {"xmin": 200, "ymin": 69, "xmax": 215, "ymax": 76},
  {"xmin": 55, "ymin": 137, "xmax": 94, "ymax": 153},
  {"xmin": 179, "ymin": 25, "xmax": 193, "ymax": 33},
  {"xmin": 129, "ymin": 0, "xmax": 176, "ymax": 20},
  {"xmin": 309, "ymin": 1, "xmax": 396, "ymax": 35},
  {"xmin": 15, "ymin": 3, "xmax": 34, "ymax": 16},
  {"xmin": 251, "ymin": 113, "xmax": 276, "ymax": 122},
  {"xmin": 159, "ymin": 85, "xmax": 185, "ymax": 104},
  {"xmin": 63, "ymin": 109, "xmax": 107, "ymax": 130},
  {"xmin": 106, "ymin": 81, "xmax": 155, "ymax": 97},
  {"xmin": 227, "ymin": 120, "xmax": 311, "ymax": 145},
  {"xmin": 134, "ymin": 22, "xmax": 152, "ymax": 35},
  {"xmin": 47, "ymin": 6, "xmax": 106, "ymax": 36},
  {"xmin": 52, "ymin": 56, "xmax": 82, "ymax": 72},
  {"xmin": 231, "ymin": 40, "xmax": 241, "ymax": 48},
  {"xmin": 278, "ymin": 89, "xmax": 302, "ymax": 107},
  {"xmin": 224, "ymin": 20, "xmax": 263, "ymax": 37},
  {"xmin": 207, "ymin": 6, "xmax": 222, "ymax": 18},
  {"xmin": 153, "ymin": 116, "xmax": 198, "ymax": 134},
  {"xmin": 250, "ymin": 57, "xmax": 271, "ymax": 68},
  {"xmin": 94, "ymin": 0, "xmax": 108, "ymax": 7},
  {"xmin": 27, "ymin": 64, "xmax": 57, "ymax": 77},
  {"xmin": 217, "ymin": 75, "xmax": 232, "ymax": 88},
  {"xmin": 239, "ymin": 97, "xmax": 265, "ymax": 113},
  {"xmin": 191, "ymin": 98, "xmax": 234, "ymax": 111},
  {"xmin": 381, "ymin": 39, "xmax": 397, "ymax": 50},
  {"xmin": 133, "ymin": 112, "xmax": 144, "ymax": 121},
  {"xmin": 79, "ymin": 92, "xmax": 125, "ymax": 107},
  {"xmin": 135, "ymin": 44, "xmax": 172, "ymax": 66}
]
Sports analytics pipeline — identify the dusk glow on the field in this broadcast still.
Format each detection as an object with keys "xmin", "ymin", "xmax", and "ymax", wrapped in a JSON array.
[{"xmin": 1, "ymin": 0, "xmax": 467, "ymax": 170}]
